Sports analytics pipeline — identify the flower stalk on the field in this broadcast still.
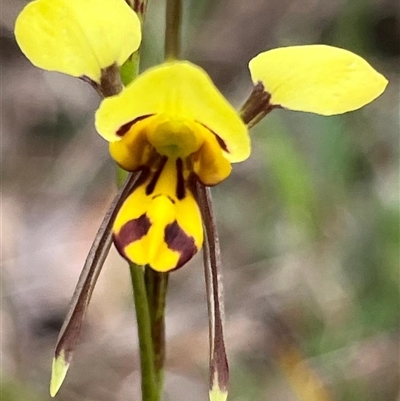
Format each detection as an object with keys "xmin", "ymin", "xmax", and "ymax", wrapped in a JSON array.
[
  {"xmin": 130, "ymin": 264, "xmax": 160, "ymax": 401},
  {"xmin": 105, "ymin": 2, "xmax": 167, "ymax": 399},
  {"xmin": 165, "ymin": 0, "xmax": 182, "ymax": 60},
  {"xmin": 137, "ymin": 0, "xmax": 185, "ymax": 396},
  {"xmin": 145, "ymin": 269, "xmax": 169, "ymax": 387},
  {"xmin": 121, "ymin": 0, "xmax": 149, "ymax": 85}
]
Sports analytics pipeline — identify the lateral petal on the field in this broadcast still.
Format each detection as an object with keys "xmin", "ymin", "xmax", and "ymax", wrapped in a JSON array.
[
  {"xmin": 249, "ymin": 45, "xmax": 388, "ymax": 115},
  {"xmin": 191, "ymin": 125, "xmax": 232, "ymax": 186},
  {"xmin": 109, "ymin": 116, "xmax": 156, "ymax": 171},
  {"xmin": 15, "ymin": 0, "xmax": 141, "ymax": 82}
]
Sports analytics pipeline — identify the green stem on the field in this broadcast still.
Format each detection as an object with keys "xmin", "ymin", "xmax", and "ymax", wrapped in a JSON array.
[
  {"xmin": 121, "ymin": 3, "xmax": 167, "ymax": 400},
  {"xmin": 129, "ymin": 263, "xmax": 160, "ymax": 401},
  {"xmin": 165, "ymin": 0, "xmax": 182, "ymax": 60},
  {"xmin": 145, "ymin": 269, "xmax": 169, "ymax": 387},
  {"xmin": 134, "ymin": 1, "xmax": 185, "ymax": 396},
  {"xmin": 120, "ymin": 0, "xmax": 150, "ymax": 85}
]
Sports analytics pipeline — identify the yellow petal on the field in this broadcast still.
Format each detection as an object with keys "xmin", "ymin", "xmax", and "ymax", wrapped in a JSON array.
[
  {"xmin": 113, "ymin": 159, "xmax": 203, "ymax": 272},
  {"xmin": 249, "ymin": 45, "xmax": 388, "ymax": 115},
  {"xmin": 15, "ymin": 0, "xmax": 141, "ymax": 82},
  {"xmin": 95, "ymin": 61, "xmax": 250, "ymax": 163},
  {"xmin": 191, "ymin": 126, "xmax": 232, "ymax": 186},
  {"xmin": 109, "ymin": 116, "xmax": 156, "ymax": 171}
]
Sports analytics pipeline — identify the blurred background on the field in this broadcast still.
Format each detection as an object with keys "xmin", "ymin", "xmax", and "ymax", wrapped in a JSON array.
[{"xmin": 1, "ymin": 0, "xmax": 399, "ymax": 400}]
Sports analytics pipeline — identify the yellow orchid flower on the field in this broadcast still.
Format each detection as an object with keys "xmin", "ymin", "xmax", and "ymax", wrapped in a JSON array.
[
  {"xmin": 94, "ymin": 45, "xmax": 387, "ymax": 273},
  {"xmin": 14, "ymin": 0, "xmax": 141, "ymax": 83},
  {"xmin": 13, "ymin": 3, "xmax": 388, "ymax": 275},
  {"xmin": 13, "ymin": 2, "xmax": 388, "ymax": 275},
  {"xmin": 13, "ymin": 2, "xmax": 389, "ymax": 399},
  {"xmin": 96, "ymin": 61, "xmax": 250, "ymax": 272}
]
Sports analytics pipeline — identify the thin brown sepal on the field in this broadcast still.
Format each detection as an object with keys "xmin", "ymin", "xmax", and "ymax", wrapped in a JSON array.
[
  {"xmin": 53, "ymin": 173, "xmax": 138, "ymax": 387},
  {"xmin": 195, "ymin": 183, "xmax": 229, "ymax": 394},
  {"xmin": 239, "ymin": 82, "xmax": 282, "ymax": 128}
]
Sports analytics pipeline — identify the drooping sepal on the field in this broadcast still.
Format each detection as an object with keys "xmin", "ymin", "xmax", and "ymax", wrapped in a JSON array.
[
  {"xmin": 249, "ymin": 45, "xmax": 388, "ymax": 116},
  {"xmin": 196, "ymin": 184, "xmax": 230, "ymax": 401},
  {"xmin": 15, "ymin": 0, "xmax": 141, "ymax": 83},
  {"xmin": 49, "ymin": 174, "xmax": 138, "ymax": 396}
]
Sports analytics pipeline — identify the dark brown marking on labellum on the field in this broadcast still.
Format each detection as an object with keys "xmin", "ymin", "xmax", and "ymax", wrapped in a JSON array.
[
  {"xmin": 175, "ymin": 158, "xmax": 185, "ymax": 200},
  {"xmin": 146, "ymin": 156, "xmax": 168, "ymax": 195},
  {"xmin": 114, "ymin": 214, "xmax": 151, "ymax": 257},
  {"xmin": 196, "ymin": 121, "xmax": 229, "ymax": 153},
  {"xmin": 213, "ymin": 133, "xmax": 229, "ymax": 153},
  {"xmin": 152, "ymin": 194, "xmax": 176, "ymax": 204},
  {"xmin": 164, "ymin": 221, "xmax": 197, "ymax": 268},
  {"xmin": 116, "ymin": 114, "xmax": 154, "ymax": 137}
]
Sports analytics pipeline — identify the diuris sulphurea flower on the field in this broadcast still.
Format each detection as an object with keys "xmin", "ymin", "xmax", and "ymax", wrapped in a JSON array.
[
  {"xmin": 94, "ymin": 46, "xmax": 387, "ymax": 272},
  {"xmin": 14, "ymin": 1, "xmax": 388, "ymax": 400},
  {"xmin": 96, "ymin": 61, "xmax": 249, "ymax": 271},
  {"xmin": 14, "ymin": 1, "xmax": 387, "ymax": 274}
]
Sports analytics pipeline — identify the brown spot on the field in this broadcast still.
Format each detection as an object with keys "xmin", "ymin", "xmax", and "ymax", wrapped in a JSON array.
[
  {"xmin": 213, "ymin": 133, "xmax": 229, "ymax": 153},
  {"xmin": 164, "ymin": 221, "xmax": 197, "ymax": 268},
  {"xmin": 146, "ymin": 156, "xmax": 168, "ymax": 195},
  {"xmin": 116, "ymin": 114, "xmax": 154, "ymax": 137},
  {"xmin": 113, "ymin": 214, "xmax": 151, "ymax": 258},
  {"xmin": 152, "ymin": 194, "xmax": 176, "ymax": 204},
  {"xmin": 196, "ymin": 121, "xmax": 229, "ymax": 153}
]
